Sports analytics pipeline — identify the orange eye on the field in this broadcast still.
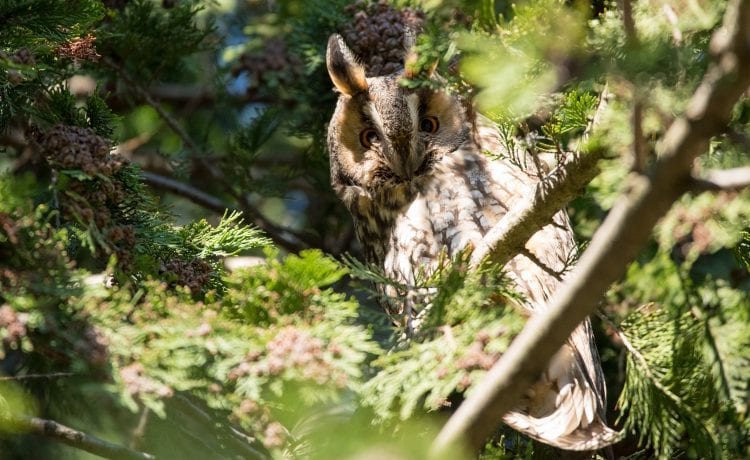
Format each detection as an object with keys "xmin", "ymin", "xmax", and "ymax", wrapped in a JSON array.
[
  {"xmin": 420, "ymin": 116, "xmax": 439, "ymax": 133},
  {"xmin": 360, "ymin": 128, "xmax": 378, "ymax": 148}
]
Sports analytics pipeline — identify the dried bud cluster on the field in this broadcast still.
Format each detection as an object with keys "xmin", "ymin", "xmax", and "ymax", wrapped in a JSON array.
[
  {"xmin": 7, "ymin": 47, "xmax": 35, "ymax": 66},
  {"xmin": 56, "ymin": 34, "xmax": 101, "ymax": 62},
  {"xmin": 42, "ymin": 124, "xmax": 123, "ymax": 176},
  {"xmin": 39, "ymin": 125, "xmax": 137, "ymax": 270},
  {"xmin": 436, "ymin": 329, "xmax": 500, "ymax": 391},
  {"xmin": 62, "ymin": 181, "xmax": 135, "ymax": 270},
  {"xmin": 228, "ymin": 326, "xmax": 347, "ymax": 387},
  {"xmin": 232, "ymin": 38, "xmax": 301, "ymax": 95},
  {"xmin": 233, "ymin": 399, "xmax": 286, "ymax": 449},
  {"xmin": 262, "ymin": 422, "xmax": 287, "ymax": 449},
  {"xmin": 0, "ymin": 304, "xmax": 28, "ymax": 349},
  {"xmin": 120, "ymin": 362, "xmax": 174, "ymax": 398},
  {"xmin": 341, "ymin": 0, "xmax": 425, "ymax": 76},
  {"xmin": 108, "ymin": 224, "xmax": 137, "ymax": 271},
  {"xmin": 74, "ymin": 324, "xmax": 110, "ymax": 367},
  {"xmin": 1, "ymin": 48, "xmax": 36, "ymax": 85},
  {"xmin": 162, "ymin": 258, "xmax": 214, "ymax": 295},
  {"xmin": 0, "ymin": 212, "xmax": 18, "ymax": 246}
]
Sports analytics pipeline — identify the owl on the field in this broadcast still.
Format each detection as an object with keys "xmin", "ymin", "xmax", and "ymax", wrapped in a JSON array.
[{"xmin": 325, "ymin": 34, "xmax": 618, "ymax": 452}]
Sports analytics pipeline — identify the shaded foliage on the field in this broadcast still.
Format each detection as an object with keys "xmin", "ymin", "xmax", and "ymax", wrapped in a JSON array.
[{"xmin": 0, "ymin": 0, "xmax": 748, "ymax": 459}]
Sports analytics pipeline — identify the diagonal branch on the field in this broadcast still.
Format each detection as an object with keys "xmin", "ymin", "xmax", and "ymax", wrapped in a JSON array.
[
  {"xmin": 470, "ymin": 88, "xmax": 610, "ymax": 269},
  {"xmin": 9, "ymin": 415, "xmax": 154, "ymax": 460},
  {"xmin": 689, "ymin": 166, "xmax": 750, "ymax": 193},
  {"xmin": 104, "ymin": 59, "xmax": 311, "ymax": 253},
  {"xmin": 142, "ymin": 171, "xmax": 235, "ymax": 215},
  {"xmin": 469, "ymin": 148, "xmax": 604, "ymax": 269},
  {"xmin": 431, "ymin": 0, "xmax": 750, "ymax": 454}
]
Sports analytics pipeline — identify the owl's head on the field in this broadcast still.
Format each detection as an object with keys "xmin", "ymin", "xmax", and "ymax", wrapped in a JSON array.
[{"xmin": 326, "ymin": 34, "xmax": 471, "ymax": 207}]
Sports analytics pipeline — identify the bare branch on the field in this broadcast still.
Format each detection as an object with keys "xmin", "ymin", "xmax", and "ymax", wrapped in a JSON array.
[
  {"xmin": 141, "ymin": 171, "xmax": 235, "ymax": 215},
  {"xmin": 620, "ymin": 0, "xmax": 648, "ymax": 173},
  {"xmin": 689, "ymin": 166, "xmax": 750, "ymax": 193},
  {"xmin": 432, "ymin": 0, "xmax": 750, "ymax": 454},
  {"xmin": 141, "ymin": 168, "xmax": 309, "ymax": 251},
  {"xmin": 171, "ymin": 394, "xmax": 270, "ymax": 460},
  {"xmin": 9, "ymin": 415, "xmax": 154, "ymax": 460},
  {"xmin": 631, "ymin": 99, "xmax": 647, "ymax": 172},
  {"xmin": 0, "ymin": 372, "xmax": 73, "ymax": 381},
  {"xmin": 104, "ymin": 59, "xmax": 311, "ymax": 253}
]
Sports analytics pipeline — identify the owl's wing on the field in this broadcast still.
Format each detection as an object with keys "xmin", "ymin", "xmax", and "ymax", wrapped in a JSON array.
[{"xmin": 475, "ymin": 117, "xmax": 620, "ymax": 451}]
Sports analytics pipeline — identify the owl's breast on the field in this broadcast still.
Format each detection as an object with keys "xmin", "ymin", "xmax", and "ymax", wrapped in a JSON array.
[{"xmin": 379, "ymin": 149, "xmax": 512, "ymax": 287}]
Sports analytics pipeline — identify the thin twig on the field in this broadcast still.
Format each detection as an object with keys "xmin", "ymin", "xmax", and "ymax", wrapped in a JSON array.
[
  {"xmin": 631, "ymin": 99, "xmax": 647, "ymax": 172},
  {"xmin": 129, "ymin": 407, "xmax": 150, "ymax": 451},
  {"xmin": 621, "ymin": 0, "xmax": 647, "ymax": 173},
  {"xmin": 431, "ymin": 1, "xmax": 750, "ymax": 454},
  {"xmin": 0, "ymin": 372, "xmax": 73, "ymax": 381},
  {"xmin": 620, "ymin": 0, "xmax": 637, "ymax": 42},
  {"xmin": 171, "ymin": 394, "xmax": 270, "ymax": 460},
  {"xmin": 9, "ymin": 415, "xmax": 155, "ymax": 460}
]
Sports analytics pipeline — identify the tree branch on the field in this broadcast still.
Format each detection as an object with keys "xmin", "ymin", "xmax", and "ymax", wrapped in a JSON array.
[
  {"xmin": 431, "ymin": 0, "xmax": 750, "ymax": 454},
  {"xmin": 0, "ymin": 372, "xmax": 73, "ymax": 381},
  {"xmin": 104, "ymin": 58, "xmax": 311, "ymax": 253},
  {"xmin": 141, "ymin": 171, "xmax": 235, "ymax": 215},
  {"xmin": 469, "ymin": 87, "xmax": 610, "ymax": 269},
  {"xmin": 10, "ymin": 415, "xmax": 154, "ymax": 460},
  {"xmin": 469, "ymin": 148, "xmax": 604, "ymax": 269},
  {"xmin": 689, "ymin": 166, "xmax": 750, "ymax": 193},
  {"xmin": 171, "ymin": 394, "xmax": 270, "ymax": 460}
]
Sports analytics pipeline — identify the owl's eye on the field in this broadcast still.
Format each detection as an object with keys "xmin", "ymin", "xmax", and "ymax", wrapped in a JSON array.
[
  {"xmin": 419, "ymin": 116, "xmax": 440, "ymax": 133},
  {"xmin": 359, "ymin": 128, "xmax": 378, "ymax": 148}
]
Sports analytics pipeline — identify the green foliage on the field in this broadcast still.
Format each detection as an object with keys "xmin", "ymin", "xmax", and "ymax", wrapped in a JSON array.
[
  {"xmin": 609, "ymin": 189, "xmax": 750, "ymax": 457},
  {"xmin": 1, "ymin": 0, "xmax": 750, "ymax": 458},
  {"xmin": 357, "ymin": 253, "xmax": 525, "ymax": 424},
  {"xmin": 0, "ymin": 0, "xmax": 103, "ymax": 47},
  {"xmin": 459, "ymin": 0, "xmax": 587, "ymax": 118},
  {"xmin": 0, "ymin": 0, "xmax": 105, "ymax": 129},
  {"xmin": 618, "ymin": 305, "xmax": 722, "ymax": 459},
  {"xmin": 178, "ymin": 211, "xmax": 270, "ymax": 259},
  {"xmin": 539, "ymin": 89, "xmax": 599, "ymax": 153},
  {"xmin": 96, "ymin": 0, "xmax": 214, "ymax": 82},
  {"xmin": 86, "ymin": 250, "xmax": 379, "ymax": 452}
]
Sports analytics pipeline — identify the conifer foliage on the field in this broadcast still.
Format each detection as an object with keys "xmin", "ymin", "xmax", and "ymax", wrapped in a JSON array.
[{"xmin": 0, "ymin": 0, "xmax": 749, "ymax": 459}]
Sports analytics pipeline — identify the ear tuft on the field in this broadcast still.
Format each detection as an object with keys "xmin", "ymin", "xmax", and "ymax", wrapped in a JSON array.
[{"xmin": 326, "ymin": 34, "xmax": 368, "ymax": 96}]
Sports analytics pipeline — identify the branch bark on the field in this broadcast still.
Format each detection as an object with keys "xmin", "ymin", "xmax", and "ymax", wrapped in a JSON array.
[
  {"xmin": 689, "ymin": 166, "xmax": 750, "ymax": 193},
  {"xmin": 141, "ymin": 171, "xmax": 236, "ymax": 215},
  {"xmin": 104, "ymin": 59, "xmax": 311, "ymax": 253},
  {"xmin": 9, "ymin": 415, "xmax": 155, "ymax": 460},
  {"xmin": 470, "ymin": 87, "xmax": 609, "ymax": 270},
  {"xmin": 431, "ymin": 0, "xmax": 750, "ymax": 454},
  {"xmin": 469, "ymin": 148, "xmax": 604, "ymax": 269}
]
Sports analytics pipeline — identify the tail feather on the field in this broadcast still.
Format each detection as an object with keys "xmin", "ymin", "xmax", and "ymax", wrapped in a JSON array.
[
  {"xmin": 500, "ymin": 323, "xmax": 622, "ymax": 451},
  {"xmin": 503, "ymin": 411, "xmax": 621, "ymax": 451}
]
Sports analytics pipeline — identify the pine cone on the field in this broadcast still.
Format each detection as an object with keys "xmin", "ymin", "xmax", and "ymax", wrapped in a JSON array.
[
  {"xmin": 41, "ymin": 124, "xmax": 124, "ymax": 176},
  {"xmin": 341, "ymin": 0, "xmax": 425, "ymax": 76},
  {"xmin": 232, "ymin": 38, "xmax": 301, "ymax": 94}
]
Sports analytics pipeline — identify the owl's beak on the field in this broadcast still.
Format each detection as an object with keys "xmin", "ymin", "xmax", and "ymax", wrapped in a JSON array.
[{"xmin": 387, "ymin": 135, "xmax": 422, "ymax": 180}]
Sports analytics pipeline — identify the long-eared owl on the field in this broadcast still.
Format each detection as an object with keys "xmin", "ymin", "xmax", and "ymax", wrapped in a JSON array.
[{"xmin": 325, "ymin": 34, "xmax": 618, "ymax": 451}]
